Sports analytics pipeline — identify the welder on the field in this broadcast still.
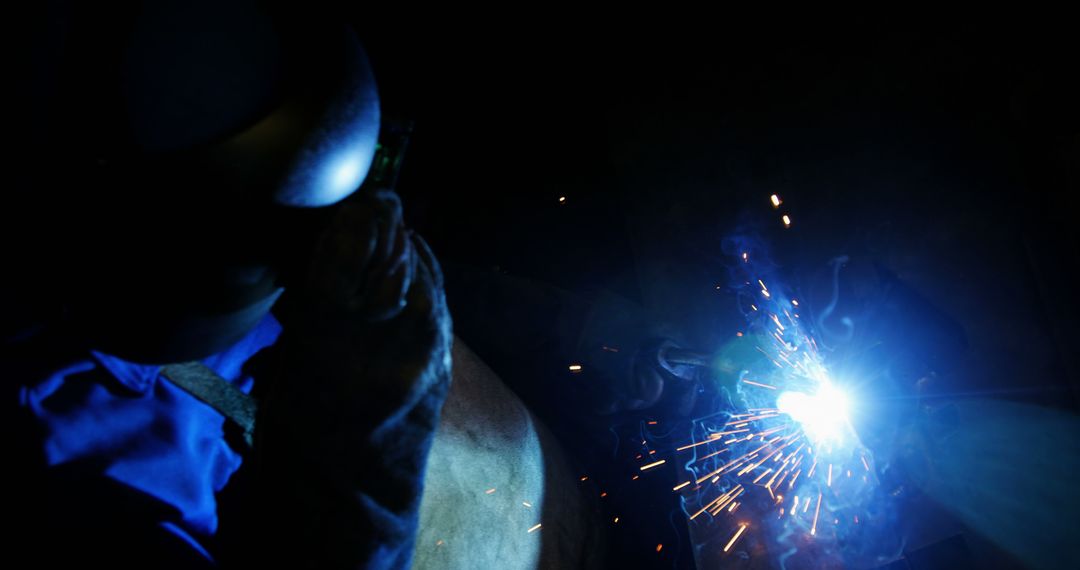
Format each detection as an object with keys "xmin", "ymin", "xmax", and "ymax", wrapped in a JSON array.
[{"xmin": 5, "ymin": 2, "xmax": 449, "ymax": 568}]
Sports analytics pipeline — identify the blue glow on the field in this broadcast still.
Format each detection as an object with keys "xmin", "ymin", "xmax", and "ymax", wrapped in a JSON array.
[
  {"xmin": 329, "ymin": 152, "xmax": 365, "ymax": 198},
  {"xmin": 777, "ymin": 381, "xmax": 852, "ymax": 445},
  {"xmin": 277, "ymin": 126, "xmax": 378, "ymax": 207},
  {"xmin": 680, "ymin": 236, "xmax": 884, "ymax": 568}
]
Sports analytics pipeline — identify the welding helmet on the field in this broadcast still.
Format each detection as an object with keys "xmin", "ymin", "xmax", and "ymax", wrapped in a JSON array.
[{"xmin": 31, "ymin": 1, "xmax": 380, "ymax": 362}]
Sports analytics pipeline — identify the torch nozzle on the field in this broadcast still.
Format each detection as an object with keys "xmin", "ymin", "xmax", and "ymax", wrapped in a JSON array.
[{"xmin": 658, "ymin": 347, "xmax": 714, "ymax": 369}]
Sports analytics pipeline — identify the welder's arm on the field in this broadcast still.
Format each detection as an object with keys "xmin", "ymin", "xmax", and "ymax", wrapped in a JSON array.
[{"xmin": 250, "ymin": 191, "xmax": 452, "ymax": 569}]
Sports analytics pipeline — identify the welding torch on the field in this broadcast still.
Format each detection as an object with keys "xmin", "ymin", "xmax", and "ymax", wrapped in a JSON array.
[
  {"xmin": 658, "ymin": 346, "xmax": 715, "ymax": 369},
  {"xmin": 644, "ymin": 344, "xmax": 743, "ymax": 416}
]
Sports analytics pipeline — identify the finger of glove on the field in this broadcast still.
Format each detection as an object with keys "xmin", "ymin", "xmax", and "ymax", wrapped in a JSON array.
[
  {"xmin": 357, "ymin": 223, "xmax": 416, "ymax": 321},
  {"xmin": 387, "ymin": 233, "xmax": 448, "ymax": 327},
  {"xmin": 410, "ymin": 232, "xmax": 444, "ymax": 292},
  {"xmin": 367, "ymin": 190, "xmax": 405, "ymax": 266},
  {"xmin": 316, "ymin": 190, "xmax": 403, "ymax": 271},
  {"xmin": 309, "ymin": 192, "xmax": 412, "ymax": 317}
]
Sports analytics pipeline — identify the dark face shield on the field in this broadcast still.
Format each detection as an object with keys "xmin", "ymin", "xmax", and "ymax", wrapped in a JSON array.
[{"xmin": 30, "ymin": 2, "xmax": 381, "ymax": 362}]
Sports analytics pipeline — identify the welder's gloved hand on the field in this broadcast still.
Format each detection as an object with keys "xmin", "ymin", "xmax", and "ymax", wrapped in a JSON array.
[
  {"xmin": 251, "ymin": 189, "xmax": 452, "ymax": 570},
  {"xmin": 304, "ymin": 189, "xmax": 418, "ymax": 323}
]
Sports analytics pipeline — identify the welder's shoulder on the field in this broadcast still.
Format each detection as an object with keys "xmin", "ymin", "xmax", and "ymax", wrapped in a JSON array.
[{"xmin": 0, "ymin": 328, "xmax": 216, "ymax": 569}]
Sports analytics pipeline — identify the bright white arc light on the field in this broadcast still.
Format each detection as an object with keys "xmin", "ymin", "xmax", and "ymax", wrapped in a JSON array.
[{"xmin": 777, "ymin": 383, "xmax": 851, "ymax": 444}]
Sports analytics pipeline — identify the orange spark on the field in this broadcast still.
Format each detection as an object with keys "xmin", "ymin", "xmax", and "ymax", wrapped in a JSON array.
[
  {"xmin": 690, "ymin": 485, "xmax": 743, "ymax": 520},
  {"xmin": 676, "ymin": 433, "xmax": 725, "ymax": 452},
  {"xmin": 771, "ymin": 313, "xmax": 786, "ymax": 330},
  {"xmin": 724, "ymin": 524, "xmax": 749, "ymax": 552},
  {"xmin": 692, "ymin": 448, "xmax": 731, "ymax": 463},
  {"xmin": 811, "ymin": 493, "xmax": 822, "ymax": 535},
  {"xmin": 766, "ymin": 467, "xmax": 786, "ymax": 490},
  {"xmin": 788, "ymin": 469, "xmax": 802, "ymax": 489},
  {"xmin": 640, "ymin": 459, "xmax": 666, "ymax": 471}
]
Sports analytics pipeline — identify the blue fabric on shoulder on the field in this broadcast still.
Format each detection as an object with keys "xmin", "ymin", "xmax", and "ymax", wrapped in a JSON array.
[{"xmin": 19, "ymin": 314, "xmax": 282, "ymax": 549}]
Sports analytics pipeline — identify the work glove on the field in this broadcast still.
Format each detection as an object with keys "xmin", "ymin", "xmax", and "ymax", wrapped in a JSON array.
[{"xmin": 251, "ymin": 190, "xmax": 452, "ymax": 570}]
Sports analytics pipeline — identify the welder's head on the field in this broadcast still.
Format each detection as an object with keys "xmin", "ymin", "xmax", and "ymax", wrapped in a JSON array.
[{"xmin": 34, "ymin": 0, "xmax": 380, "ymax": 362}]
